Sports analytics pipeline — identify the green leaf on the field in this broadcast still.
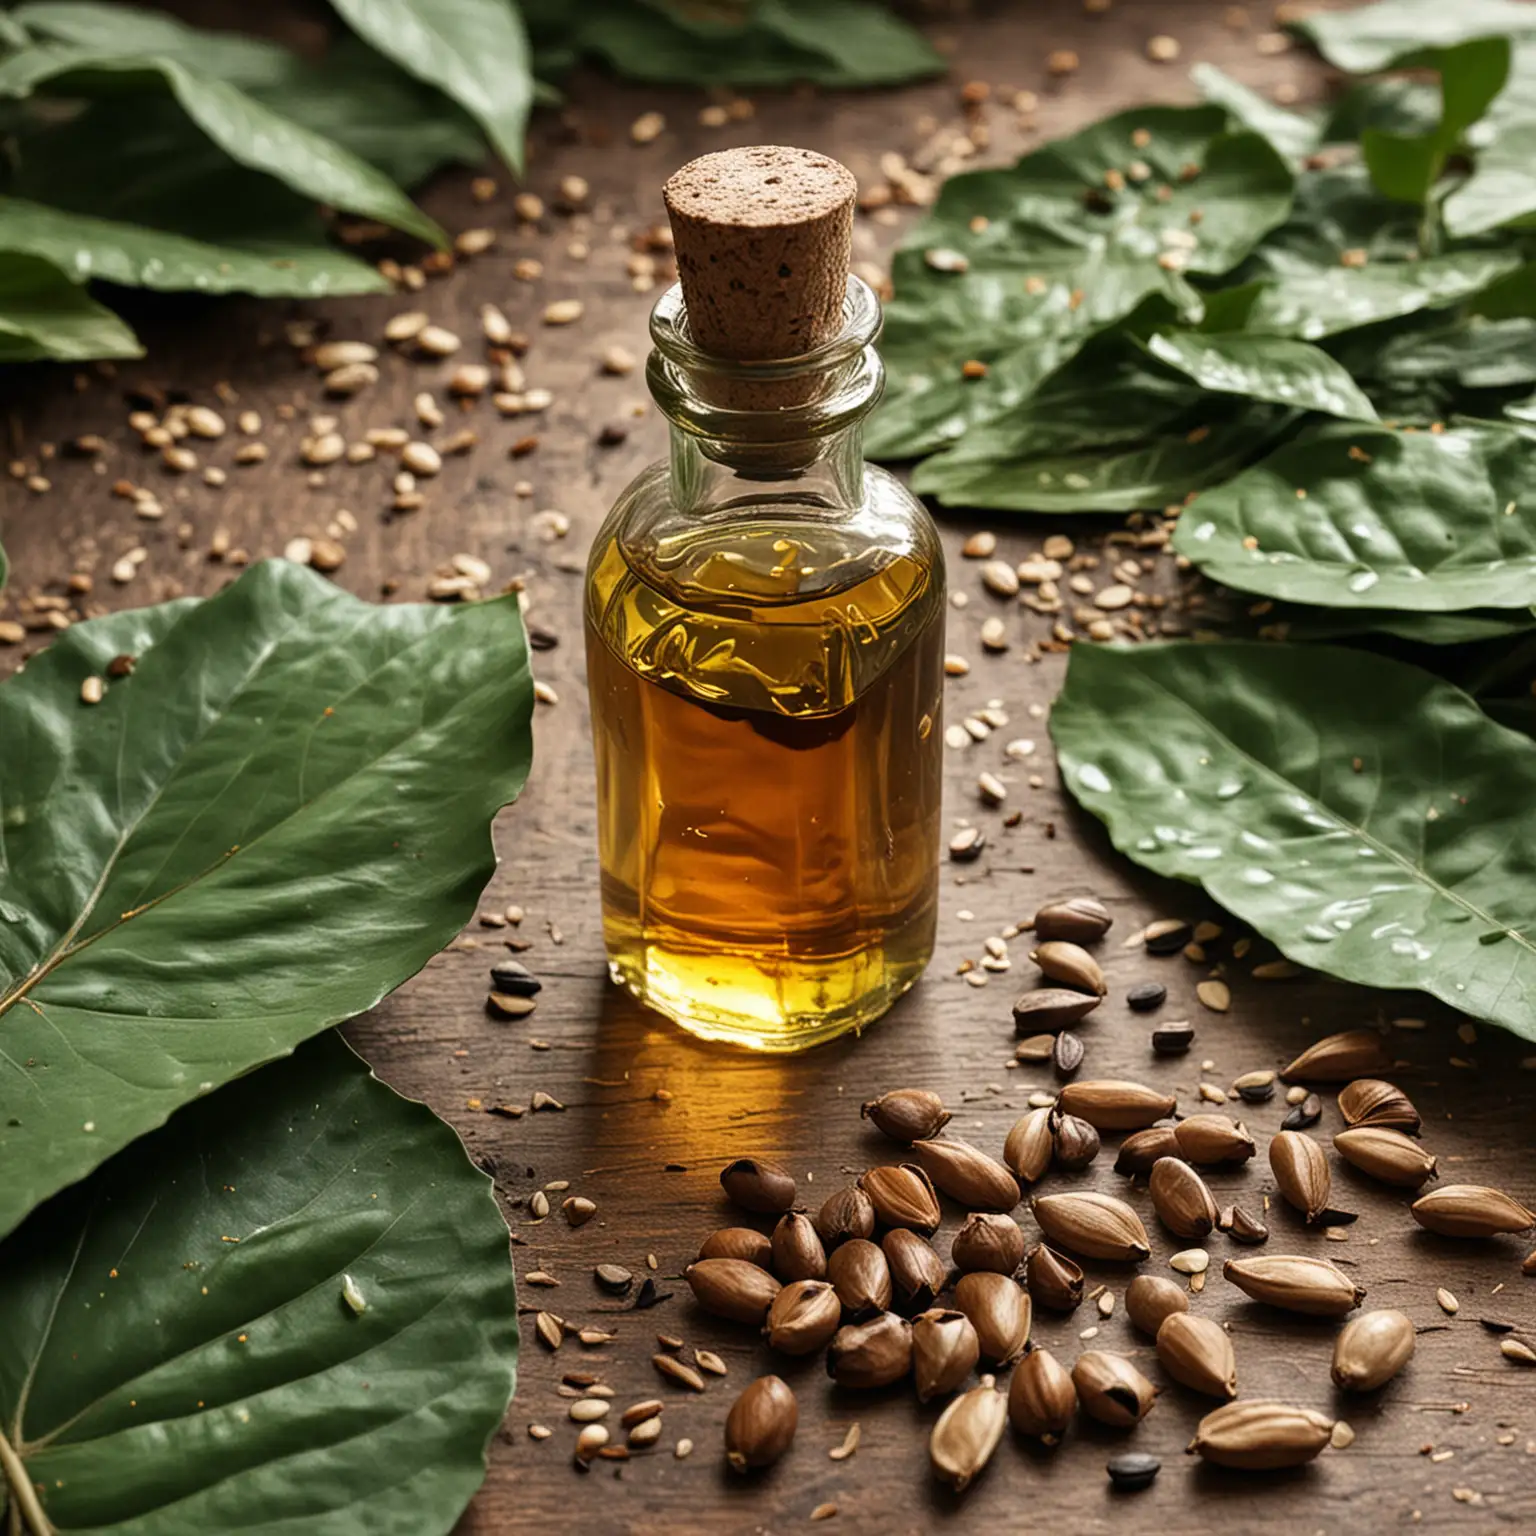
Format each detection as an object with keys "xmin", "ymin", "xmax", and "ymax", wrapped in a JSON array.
[
  {"xmin": 1445, "ymin": 119, "xmax": 1536, "ymax": 235},
  {"xmin": 1146, "ymin": 330, "xmax": 1379, "ymax": 420},
  {"xmin": 1371, "ymin": 315, "xmax": 1536, "ymax": 391},
  {"xmin": 748, "ymin": 0, "xmax": 946, "ymax": 84},
  {"xmin": 1174, "ymin": 422, "xmax": 1536, "ymax": 610},
  {"xmin": 0, "ymin": 195, "xmax": 388, "ymax": 297},
  {"xmin": 0, "ymin": 1031, "xmax": 517, "ymax": 1535},
  {"xmin": 0, "ymin": 252, "xmax": 142, "ymax": 361},
  {"xmin": 1257, "ymin": 604, "xmax": 1536, "ymax": 645},
  {"xmin": 326, "ymin": 0, "xmax": 530, "ymax": 173},
  {"xmin": 866, "ymin": 106, "xmax": 1294, "ymax": 461},
  {"xmin": 1290, "ymin": 0, "xmax": 1536, "ymax": 73},
  {"xmin": 0, "ymin": 45, "xmax": 444, "ymax": 246},
  {"xmin": 1190, "ymin": 62, "xmax": 1322, "ymax": 160},
  {"xmin": 0, "ymin": 560, "xmax": 533, "ymax": 1240},
  {"xmin": 1052, "ymin": 639, "xmax": 1536, "ymax": 1037}
]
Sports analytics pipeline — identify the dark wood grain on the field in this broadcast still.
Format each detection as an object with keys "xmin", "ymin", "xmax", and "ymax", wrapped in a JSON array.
[{"xmin": 4, "ymin": 4, "xmax": 1535, "ymax": 1530}]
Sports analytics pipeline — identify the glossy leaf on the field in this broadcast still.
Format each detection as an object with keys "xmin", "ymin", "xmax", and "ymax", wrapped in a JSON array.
[
  {"xmin": 0, "ymin": 251, "xmax": 142, "ymax": 361},
  {"xmin": 1371, "ymin": 315, "xmax": 1536, "ymax": 391},
  {"xmin": 1147, "ymin": 330, "xmax": 1378, "ymax": 420},
  {"xmin": 866, "ymin": 106, "xmax": 1294, "ymax": 460},
  {"xmin": 1256, "ymin": 604, "xmax": 1536, "ymax": 646},
  {"xmin": 1052, "ymin": 640, "xmax": 1536, "ymax": 1036},
  {"xmin": 1190, "ymin": 62, "xmax": 1322, "ymax": 159},
  {"xmin": 1174, "ymin": 422, "xmax": 1536, "ymax": 610},
  {"xmin": 327, "ymin": 0, "xmax": 531, "ymax": 173},
  {"xmin": 1289, "ymin": 0, "xmax": 1536, "ymax": 73},
  {"xmin": 0, "ymin": 559, "xmax": 533, "ymax": 1239},
  {"xmin": 0, "ymin": 1031, "xmax": 518, "ymax": 1535}
]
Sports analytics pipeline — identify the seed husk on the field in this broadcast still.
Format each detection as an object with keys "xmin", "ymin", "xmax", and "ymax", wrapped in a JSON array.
[
  {"xmin": 764, "ymin": 1279, "xmax": 842, "ymax": 1356},
  {"xmin": 1148, "ymin": 1157, "xmax": 1219, "ymax": 1239},
  {"xmin": 883, "ymin": 1228, "xmax": 948, "ymax": 1312},
  {"xmin": 1195, "ymin": 979, "xmax": 1231, "ymax": 1013},
  {"xmin": 954, "ymin": 1271, "xmax": 1032, "ymax": 1365},
  {"xmin": 1052, "ymin": 1031, "xmax": 1085, "ymax": 1076},
  {"xmin": 1031, "ymin": 1191, "xmax": 1151, "ymax": 1263},
  {"xmin": 911, "ymin": 1308, "xmax": 981, "ymax": 1403},
  {"xmin": 1221, "ymin": 1205, "xmax": 1269, "ymax": 1245},
  {"xmin": 1052, "ymin": 1113, "xmax": 1100, "ymax": 1171},
  {"xmin": 770, "ymin": 1211, "xmax": 827, "ymax": 1281},
  {"xmin": 1281, "ymin": 1093, "xmax": 1323, "ymax": 1131},
  {"xmin": 725, "ymin": 1375, "xmax": 797, "ymax": 1472},
  {"xmin": 930, "ymin": 1381, "xmax": 1009, "ymax": 1491},
  {"xmin": 1269, "ymin": 1130, "xmax": 1332, "ymax": 1223},
  {"xmin": 1125, "ymin": 1274, "xmax": 1189, "ymax": 1337},
  {"xmin": 1106, "ymin": 1451, "xmax": 1161, "ymax": 1491},
  {"xmin": 1072, "ymin": 1351, "xmax": 1157, "ymax": 1428},
  {"xmin": 1007, "ymin": 1345, "xmax": 1077, "ymax": 1438},
  {"xmin": 1056, "ymin": 1079, "xmax": 1176, "ymax": 1132},
  {"xmin": 859, "ymin": 1163, "xmax": 942, "ymax": 1234},
  {"xmin": 1172, "ymin": 1113, "xmax": 1257, "ymax": 1166},
  {"xmin": 1144, "ymin": 918, "xmax": 1193, "ymax": 954},
  {"xmin": 1003, "ymin": 1107, "xmax": 1056, "ymax": 1183},
  {"xmin": 1187, "ymin": 1401, "xmax": 1334, "ymax": 1470},
  {"xmin": 1333, "ymin": 1127, "xmax": 1438, "ymax": 1189},
  {"xmin": 1411, "ymin": 1184, "xmax": 1536, "ymax": 1238},
  {"xmin": 685, "ymin": 1258, "xmax": 781, "ymax": 1325},
  {"xmin": 815, "ymin": 1184, "xmax": 876, "ymax": 1248},
  {"xmin": 1151, "ymin": 1020, "xmax": 1194, "ymax": 1055},
  {"xmin": 1338, "ymin": 1078, "xmax": 1421, "ymax": 1134},
  {"xmin": 862, "ymin": 1088, "xmax": 952, "ymax": 1144},
  {"xmin": 952, "ymin": 1212, "xmax": 1026, "ymax": 1275},
  {"xmin": 1025, "ymin": 1243, "xmax": 1085, "ymax": 1313},
  {"xmin": 1015, "ymin": 1033, "xmax": 1056, "ymax": 1063},
  {"xmin": 653, "ymin": 1353, "xmax": 707, "ymax": 1392},
  {"xmin": 1223, "ymin": 1254, "xmax": 1365, "ymax": 1316},
  {"xmin": 1331, "ymin": 1308, "xmax": 1415, "ymax": 1392},
  {"xmin": 720, "ymin": 1157, "xmax": 797, "ymax": 1214},
  {"xmin": 910, "ymin": 1138, "xmax": 1020, "ymax": 1212},
  {"xmin": 1032, "ymin": 896, "xmax": 1113, "ymax": 945},
  {"xmin": 1114, "ymin": 1126, "xmax": 1179, "ymax": 1175},
  {"xmin": 699, "ymin": 1227, "xmax": 773, "ymax": 1268},
  {"xmin": 1281, "ymin": 1029, "xmax": 1391, "ymax": 1083},
  {"xmin": 1030, "ymin": 941, "xmax": 1107, "ymax": 995},
  {"xmin": 826, "ymin": 1312, "xmax": 913, "ymax": 1388},
  {"xmin": 1156, "ymin": 1312, "xmax": 1237, "ymax": 1399},
  {"xmin": 1012, "ymin": 988, "xmax": 1102, "ymax": 1033},
  {"xmin": 827, "ymin": 1238, "xmax": 893, "ymax": 1318}
]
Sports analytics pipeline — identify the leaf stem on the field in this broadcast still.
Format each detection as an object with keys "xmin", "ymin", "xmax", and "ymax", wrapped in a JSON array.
[{"xmin": 0, "ymin": 1429, "xmax": 52, "ymax": 1536}]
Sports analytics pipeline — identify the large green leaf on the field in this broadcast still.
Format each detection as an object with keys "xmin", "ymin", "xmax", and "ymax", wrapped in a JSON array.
[
  {"xmin": 0, "ymin": 560, "xmax": 533, "ymax": 1240},
  {"xmin": 0, "ymin": 45, "xmax": 443, "ymax": 246},
  {"xmin": 326, "ymin": 0, "xmax": 531, "ymax": 173},
  {"xmin": 0, "ymin": 252, "xmax": 141, "ymax": 361},
  {"xmin": 1174, "ymin": 422, "xmax": 1536, "ymax": 610},
  {"xmin": 0, "ymin": 1032, "xmax": 517, "ymax": 1535},
  {"xmin": 1371, "ymin": 315, "xmax": 1536, "ymax": 392},
  {"xmin": 0, "ymin": 196, "xmax": 387, "ymax": 297},
  {"xmin": 1255, "ymin": 604, "xmax": 1536, "ymax": 646},
  {"xmin": 1147, "ymin": 330, "xmax": 1379, "ymax": 420},
  {"xmin": 1190, "ymin": 62, "xmax": 1322, "ymax": 160},
  {"xmin": 865, "ymin": 106, "xmax": 1294, "ymax": 461},
  {"xmin": 1052, "ymin": 640, "xmax": 1536, "ymax": 1036},
  {"xmin": 1290, "ymin": 0, "xmax": 1536, "ymax": 72}
]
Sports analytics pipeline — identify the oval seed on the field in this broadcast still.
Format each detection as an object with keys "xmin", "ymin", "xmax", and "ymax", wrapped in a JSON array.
[
  {"xmin": 724, "ymin": 1376, "xmax": 797, "ymax": 1472},
  {"xmin": 1332, "ymin": 1309, "xmax": 1415, "ymax": 1392}
]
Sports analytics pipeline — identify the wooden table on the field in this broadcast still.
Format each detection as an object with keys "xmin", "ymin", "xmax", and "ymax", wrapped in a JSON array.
[{"xmin": 5, "ymin": 4, "xmax": 1535, "ymax": 1530}]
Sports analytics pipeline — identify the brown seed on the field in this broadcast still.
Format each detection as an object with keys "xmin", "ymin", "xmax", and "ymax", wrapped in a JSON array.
[
  {"xmin": 862, "ymin": 1088, "xmax": 951, "ymax": 1143},
  {"xmin": 684, "ymin": 1258, "xmax": 781, "ymax": 1325},
  {"xmin": 1338, "ymin": 1078, "xmax": 1421, "ymax": 1134},
  {"xmin": 699, "ymin": 1227, "xmax": 773, "ymax": 1268},
  {"xmin": 720, "ymin": 1157, "xmax": 796, "ymax": 1214},
  {"xmin": 1007, "ymin": 1345, "xmax": 1077, "ymax": 1439},
  {"xmin": 1003, "ymin": 1107, "xmax": 1055, "ymax": 1183},
  {"xmin": 1501, "ymin": 1337, "xmax": 1536, "ymax": 1365},
  {"xmin": 827, "ymin": 1239, "xmax": 893, "ymax": 1318},
  {"xmin": 1052, "ymin": 1031, "xmax": 1085, "ymax": 1076},
  {"xmin": 1032, "ymin": 1192, "xmax": 1151, "ymax": 1262},
  {"xmin": 724, "ymin": 1375, "xmax": 797, "ymax": 1472},
  {"xmin": 1025, "ymin": 1244, "xmax": 1085, "ymax": 1313},
  {"xmin": 1411, "ymin": 1185, "xmax": 1536, "ymax": 1238},
  {"xmin": 534, "ymin": 1311, "xmax": 563, "ymax": 1350},
  {"xmin": 1223, "ymin": 1255, "xmax": 1365, "ymax": 1316},
  {"xmin": 1222, "ymin": 1205, "xmax": 1270, "ymax": 1244},
  {"xmin": 1052, "ymin": 1113, "xmax": 1100, "ymax": 1171},
  {"xmin": 909, "ymin": 1138, "xmax": 1020, "ymax": 1212},
  {"xmin": 653, "ymin": 1354, "xmax": 706, "ymax": 1392},
  {"xmin": 1032, "ymin": 896, "xmax": 1113, "ymax": 945},
  {"xmin": 826, "ymin": 1312, "xmax": 913, "ymax": 1389},
  {"xmin": 883, "ymin": 1228, "xmax": 948, "ymax": 1313},
  {"xmin": 954, "ymin": 1272, "xmax": 1032, "ymax": 1366},
  {"xmin": 1055, "ymin": 1080, "xmax": 1176, "ymax": 1132},
  {"xmin": 1156, "ymin": 1312, "xmax": 1237, "ymax": 1399},
  {"xmin": 1125, "ymin": 1274, "xmax": 1189, "ymax": 1337},
  {"xmin": 815, "ymin": 1184, "xmax": 876, "ymax": 1248},
  {"xmin": 1187, "ymin": 1401, "xmax": 1334, "ymax": 1470},
  {"xmin": 1148, "ymin": 1157, "xmax": 1218, "ymax": 1239},
  {"xmin": 1282, "ymin": 1029, "xmax": 1391, "ymax": 1083},
  {"xmin": 620, "ymin": 1399, "xmax": 664, "ymax": 1428},
  {"xmin": 770, "ymin": 1212, "xmax": 827, "ymax": 1281},
  {"xmin": 1114, "ymin": 1126, "xmax": 1179, "ymax": 1175},
  {"xmin": 1072, "ymin": 1352, "xmax": 1156, "ymax": 1427},
  {"xmin": 1331, "ymin": 1308, "xmax": 1415, "ymax": 1392},
  {"xmin": 764, "ymin": 1279, "xmax": 842, "ymax": 1357},
  {"xmin": 930, "ymin": 1381, "xmax": 1009, "ymax": 1491},
  {"xmin": 1333, "ymin": 1127, "xmax": 1438, "ymax": 1189},
  {"xmin": 1172, "ymin": 1113, "xmax": 1257, "ymax": 1165},
  {"xmin": 1012, "ymin": 989, "xmax": 1102, "ymax": 1032},
  {"xmin": 952, "ymin": 1213, "xmax": 1026, "ymax": 1275},
  {"xmin": 911, "ymin": 1308, "xmax": 981, "ymax": 1403},
  {"xmin": 1269, "ymin": 1130, "xmax": 1332, "ymax": 1223},
  {"xmin": 1030, "ymin": 941, "xmax": 1107, "ymax": 995},
  {"xmin": 859, "ymin": 1163, "xmax": 941, "ymax": 1234}
]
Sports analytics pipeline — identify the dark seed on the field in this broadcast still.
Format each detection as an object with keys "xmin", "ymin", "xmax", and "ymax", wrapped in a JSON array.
[
  {"xmin": 1236, "ymin": 1077, "xmax": 1274, "ymax": 1105},
  {"xmin": 1282, "ymin": 1092, "xmax": 1323, "ymax": 1130},
  {"xmin": 526, "ymin": 623, "xmax": 560, "ymax": 651},
  {"xmin": 1106, "ymin": 1451, "xmax": 1161, "ymax": 1492},
  {"xmin": 1151, "ymin": 1021, "xmax": 1194, "ymax": 1055},
  {"xmin": 595, "ymin": 1264, "xmax": 633, "ymax": 1293},
  {"xmin": 1012, "ymin": 988, "xmax": 1101, "ymax": 1034},
  {"xmin": 1052, "ymin": 1113, "xmax": 1100, "ymax": 1171},
  {"xmin": 1053, "ymin": 1031, "xmax": 1085, "ymax": 1076},
  {"xmin": 1126, "ymin": 981, "xmax": 1166, "ymax": 1012},
  {"xmin": 1480, "ymin": 1318, "xmax": 1518, "ymax": 1334},
  {"xmin": 490, "ymin": 958, "xmax": 542, "ymax": 996},
  {"xmin": 1144, "ymin": 919, "xmax": 1192, "ymax": 955},
  {"xmin": 633, "ymin": 1278, "xmax": 673, "ymax": 1310},
  {"xmin": 949, "ymin": 827, "xmax": 986, "ymax": 862}
]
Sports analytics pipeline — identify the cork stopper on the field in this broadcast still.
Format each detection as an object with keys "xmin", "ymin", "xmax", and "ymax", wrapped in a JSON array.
[{"xmin": 664, "ymin": 145, "xmax": 857, "ymax": 365}]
